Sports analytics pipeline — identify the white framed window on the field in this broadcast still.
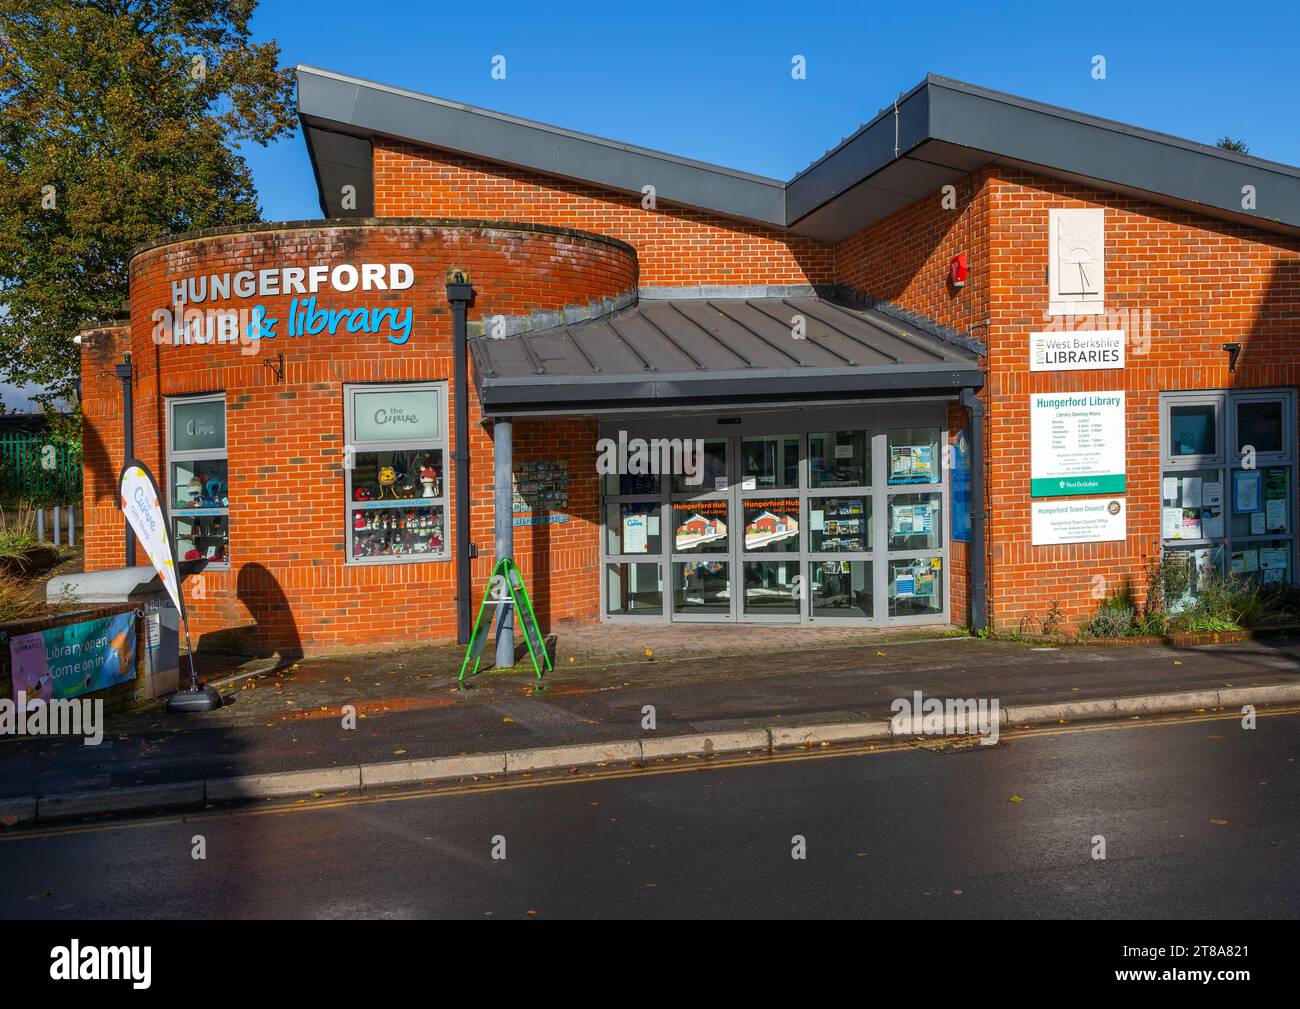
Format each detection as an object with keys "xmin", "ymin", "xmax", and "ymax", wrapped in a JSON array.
[
  {"xmin": 1047, "ymin": 208, "xmax": 1105, "ymax": 316},
  {"xmin": 344, "ymin": 382, "xmax": 449, "ymax": 564},
  {"xmin": 166, "ymin": 393, "xmax": 230, "ymax": 568}
]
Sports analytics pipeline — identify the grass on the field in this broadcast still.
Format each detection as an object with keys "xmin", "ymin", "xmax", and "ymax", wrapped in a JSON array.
[
  {"xmin": 0, "ymin": 569, "xmax": 42, "ymax": 622},
  {"xmin": 0, "ymin": 504, "xmax": 41, "ymax": 561}
]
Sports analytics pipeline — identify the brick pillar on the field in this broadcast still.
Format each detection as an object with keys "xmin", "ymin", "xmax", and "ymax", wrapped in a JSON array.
[{"xmin": 80, "ymin": 323, "xmax": 131, "ymax": 571}]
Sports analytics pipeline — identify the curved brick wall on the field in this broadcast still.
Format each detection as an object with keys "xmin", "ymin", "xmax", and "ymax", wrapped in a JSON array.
[{"xmin": 85, "ymin": 219, "xmax": 638, "ymax": 653}]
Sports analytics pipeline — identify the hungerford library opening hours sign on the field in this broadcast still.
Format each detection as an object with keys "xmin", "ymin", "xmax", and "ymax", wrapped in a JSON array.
[{"xmin": 1030, "ymin": 392, "xmax": 1126, "ymax": 497}]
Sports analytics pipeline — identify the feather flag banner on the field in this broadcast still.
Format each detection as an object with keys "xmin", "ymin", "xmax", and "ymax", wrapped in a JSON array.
[{"xmin": 118, "ymin": 462, "xmax": 186, "ymax": 619}]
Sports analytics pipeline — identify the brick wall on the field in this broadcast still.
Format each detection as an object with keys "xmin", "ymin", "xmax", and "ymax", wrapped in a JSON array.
[
  {"xmin": 983, "ymin": 169, "xmax": 1300, "ymax": 633},
  {"xmin": 82, "ymin": 220, "xmax": 637, "ymax": 654},
  {"xmin": 80, "ymin": 324, "xmax": 131, "ymax": 573},
  {"xmin": 832, "ymin": 165, "xmax": 1300, "ymax": 633},
  {"xmin": 373, "ymin": 141, "xmax": 834, "ymax": 288},
  {"xmin": 97, "ymin": 138, "xmax": 1300, "ymax": 651},
  {"xmin": 834, "ymin": 171, "xmax": 994, "ymax": 626}
]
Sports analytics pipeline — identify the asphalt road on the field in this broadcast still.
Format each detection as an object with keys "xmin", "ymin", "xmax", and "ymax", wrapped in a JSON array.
[{"xmin": 3, "ymin": 709, "xmax": 1297, "ymax": 920}]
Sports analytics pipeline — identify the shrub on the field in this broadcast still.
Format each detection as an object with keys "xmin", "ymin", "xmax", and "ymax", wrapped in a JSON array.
[
  {"xmin": 1144, "ymin": 551, "xmax": 1194, "ymax": 616},
  {"xmin": 1080, "ymin": 586, "xmax": 1138, "ymax": 638},
  {"xmin": 0, "ymin": 570, "xmax": 42, "ymax": 622},
  {"xmin": 0, "ymin": 504, "xmax": 40, "ymax": 560}
]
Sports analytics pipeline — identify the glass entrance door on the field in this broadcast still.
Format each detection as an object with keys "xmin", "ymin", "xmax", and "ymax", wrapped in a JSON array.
[
  {"xmin": 598, "ymin": 405, "xmax": 950, "ymax": 627},
  {"xmin": 671, "ymin": 437, "xmax": 733, "ymax": 620},
  {"xmin": 738, "ymin": 434, "xmax": 802, "ymax": 621}
]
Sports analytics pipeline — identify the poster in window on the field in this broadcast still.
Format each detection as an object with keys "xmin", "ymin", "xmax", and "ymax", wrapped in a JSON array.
[
  {"xmin": 1260, "ymin": 547, "xmax": 1288, "ymax": 570},
  {"xmin": 889, "ymin": 446, "xmax": 934, "ymax": 484},
  {"xmin": 1233, "ymin": 470, "xmax": 1261, "ymax": 513},
  {"xmin": 622, "ymin": 513, "xmax": 648, "ymax": 554}
]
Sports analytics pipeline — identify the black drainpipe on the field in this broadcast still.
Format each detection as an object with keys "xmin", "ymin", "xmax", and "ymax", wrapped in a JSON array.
[
  {"xmin": 960, "ymin": 388, "xmax": 987, "ymax": 633},
  {"xmin": 115, "ymin": 354, "xmax": 136, "ymax": 567},
  {"xmin": 446, "ymin": 273, "xmax": 476, "ymax": 644}
]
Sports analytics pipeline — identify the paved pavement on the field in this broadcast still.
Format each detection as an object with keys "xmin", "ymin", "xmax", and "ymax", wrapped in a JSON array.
[
  {"xmin": 3, "ymin": 709, "xmax": 1296, "ymax": 919},
  {"xmin": 3, "ymin": 629, "xmax": 1300, "ymax": 798}
]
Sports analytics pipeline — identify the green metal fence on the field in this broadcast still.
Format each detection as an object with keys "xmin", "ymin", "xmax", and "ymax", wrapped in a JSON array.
[{"xmin": 0, "ymin": 431, "xmax": 83, "ymax": 505}]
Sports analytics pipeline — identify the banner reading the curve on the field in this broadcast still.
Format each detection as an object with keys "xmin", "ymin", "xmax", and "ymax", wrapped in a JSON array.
[{"xmin": 119, "ymin": 462, "xmax": 185, "ymax": 618}]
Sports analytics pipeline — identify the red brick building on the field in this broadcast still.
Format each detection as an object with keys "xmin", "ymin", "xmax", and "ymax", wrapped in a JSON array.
[{"xmin": 80, "ymin": 68, "xmax": 1300, "ymax": 654}]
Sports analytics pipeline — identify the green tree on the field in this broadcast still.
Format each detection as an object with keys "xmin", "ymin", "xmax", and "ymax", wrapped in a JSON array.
[
  {"xmin": 1216, "ymin": 134, "xmax": 1250, "ymax": 154},
  {"xmin": 0, "ymin": 0, "xmax": 296, "ymax": 403}
]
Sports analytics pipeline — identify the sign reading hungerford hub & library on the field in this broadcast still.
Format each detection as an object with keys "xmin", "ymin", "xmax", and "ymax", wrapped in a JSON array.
[{"xmin": 1030, "ymin": 392, "xmax": 1126, "ymax": 497}]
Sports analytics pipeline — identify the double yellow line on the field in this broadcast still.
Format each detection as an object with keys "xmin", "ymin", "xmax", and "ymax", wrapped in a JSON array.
[{"xmin": 7, "ymin": 705, "xmax": 1297, "ymax": 842}]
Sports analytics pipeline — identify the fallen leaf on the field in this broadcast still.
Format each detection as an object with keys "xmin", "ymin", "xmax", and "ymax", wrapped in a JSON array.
[
  {"xmin": 1009, "ymin": 794, "xmax": 1023, "ymax": 803},
  {"xmin": 1210, "ymin": 818, "xmax": 1229, "ymax": 825},
  {"xmin": 393, "ymin": 748, "xmax": 407, "ymax": 756},
  {"xmin": 502, "ymin": 716, "xmax": 513, "ymax": 724}
]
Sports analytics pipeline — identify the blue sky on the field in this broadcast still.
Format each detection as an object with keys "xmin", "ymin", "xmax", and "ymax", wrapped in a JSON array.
[{"xmin": 242, "ymin": 0, "xmax": 1300, "ymax": 223}]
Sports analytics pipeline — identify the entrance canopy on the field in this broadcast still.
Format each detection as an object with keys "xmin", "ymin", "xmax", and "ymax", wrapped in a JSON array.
[{"xmin": 469, "ymin": 293, "xmax": 983, "ymax": 416}]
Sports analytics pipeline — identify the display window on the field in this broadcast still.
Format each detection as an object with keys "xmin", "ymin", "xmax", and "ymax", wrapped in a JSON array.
[
  {"xmin": 808, "ymin": 430, "xmax": 869, "ymax": 488},
  {"xmin": 606, "ymin": 562, "xmax": 663, "ymax": 616},
  {"xmin": 1160, "ymin": 390, "xmax": 1296, "ymax": 601},
  {"xmin": 742, "ymin": 560, "xmax": 800, "ymax": 616},
  {"xmin": 345, "ymin": 382, "xmax": 448, "ymax": 564},
  {"xmin": 742, "ymin": 498, "xmax": 800, "ymax": 553},
  {"xmin": 889, "ymin": 557, "xmax": 944, "ymax": 618},
  {"xmin": 674, "ymin": 560, "xmax": 731, "ymax": 615},
  {"xmin": 607, "ymin": 502, "xmax": 663, "ymax": 555},
  {"xmin": 740, "ymin": 434, "xmax": 799, "ymax": 490},
  {"xmin": 887, "ymin": 428, "xmax": 940, "ymax": 485},
  {"xmin": 809, "ymin": 497, "xmax": 869, "ymax": 552},
  {"xmin": 810, "ymin": 560, "xmax": 872, "ymax": 618},
  {"xmin": 599, "ymin": 407, "xmax": 948, "ymax": 626},
  {"xmin": 672, "ymin": 500, "xmax": 729, "ymax": 553},
  {"xmin": 673, "ymin": 438, "xmax": 728, "ymax": 494},
  {"xmin": 887, "ymin": 492, "xmax": 941, "ymax": 551},
  {"xmin": 167, "ymin": 394, "xmax": 230, "ymax": 567}
]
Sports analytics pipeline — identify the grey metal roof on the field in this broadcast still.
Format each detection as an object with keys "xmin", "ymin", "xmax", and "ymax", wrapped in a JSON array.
[
  {"xmin": 468, "ymin": 296, "xmax": 983, "ymax": 416},
  {"xmin": 298, "ymin": 65, "xmax": 1300, "ymax": 243}
]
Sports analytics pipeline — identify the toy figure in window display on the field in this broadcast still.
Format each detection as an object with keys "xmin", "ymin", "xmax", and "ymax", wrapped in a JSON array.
[
  {"xmin": 204, "ymin": 476, "xmax": 227, "ymax": 507},
  {"xmin": 187, "ymin": 475, "xmax": 203, "ymax": 507},
  {"xmin": 420, "ymin": 459, "xmax": 440, "ymax": 498},
  {"xmin": 378, "ymin": 465, "xmax": 399, "ymax": 499}
]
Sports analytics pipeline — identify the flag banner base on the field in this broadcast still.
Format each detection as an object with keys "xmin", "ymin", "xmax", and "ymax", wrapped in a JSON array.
[{"xmin": 165, "ymin": 684, "xmax": 223, "ymax": 713}]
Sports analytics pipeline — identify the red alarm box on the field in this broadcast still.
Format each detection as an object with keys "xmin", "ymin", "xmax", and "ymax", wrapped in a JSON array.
[{"xmin": 949, "ymin": 253, "xmax": 968, "ymax": 288}]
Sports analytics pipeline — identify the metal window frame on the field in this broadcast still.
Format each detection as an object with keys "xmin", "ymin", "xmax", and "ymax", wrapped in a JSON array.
[
  {"xmin": 164, "ymin": 392, "xmax": 230, "ymax": 571},
  {"xmin": 597, "ymin": 402, "xmax": 950, "ymax": 627},
  {"xmin": 1159, "ymin": 388, "xmax": 1297, "ymax": 588},
  {"xmin": 343, "ymin": 381, "xmax": 450, "ymax": 566}
]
